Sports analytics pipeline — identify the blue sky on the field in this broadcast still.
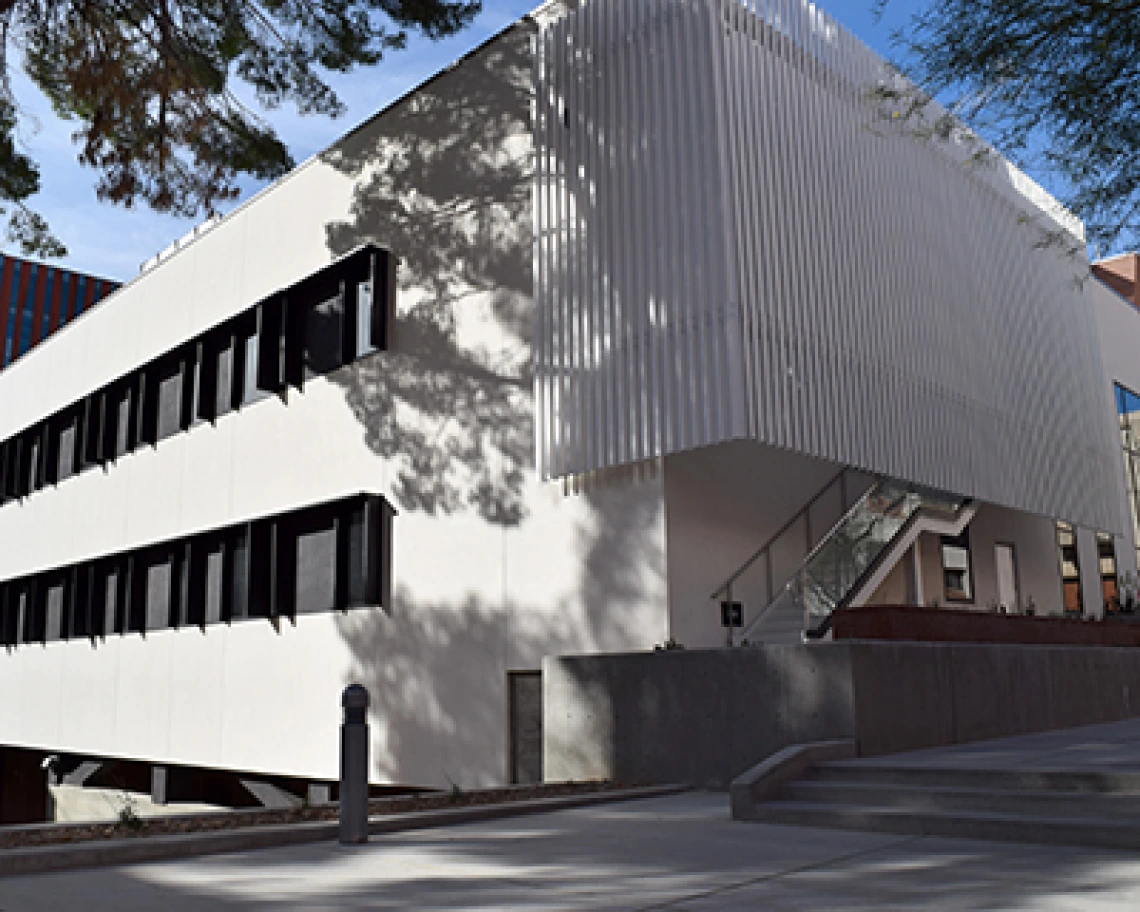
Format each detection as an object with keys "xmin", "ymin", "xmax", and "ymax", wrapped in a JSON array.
[{"xmin": 14, "ymin": 1, "xmax": 922, "ymax": 280}]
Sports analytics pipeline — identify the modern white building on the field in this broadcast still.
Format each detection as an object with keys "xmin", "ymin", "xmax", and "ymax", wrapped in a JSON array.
[{"xmin": 0, "ymin": 0, "xmax": 1136, "ymax": 819}]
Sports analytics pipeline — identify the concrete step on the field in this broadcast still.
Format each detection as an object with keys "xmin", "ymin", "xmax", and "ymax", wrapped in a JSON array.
[
  {"xmin": 746, "ymin": 609, "xmax": 804, "ymax": 646},
  {"xmin": 809, "ymin": 762, "xmax": 1140, "ymax": 794},
  {"xmin": 751, "ymin": 800, "xmax": 1140, "ymax": 851},
  {"xmin": 782, "ymin": 779, "xmax": 1140, "ymax": 818}
]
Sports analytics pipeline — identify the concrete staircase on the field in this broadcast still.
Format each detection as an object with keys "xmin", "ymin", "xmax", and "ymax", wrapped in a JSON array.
[
  {"xmin": 748, "ymin": 757, "xmax": 1140, "ymax": 850},
  {"xmin": 742, "ymin": 597, "xmax": 804, "ymax": 645}
]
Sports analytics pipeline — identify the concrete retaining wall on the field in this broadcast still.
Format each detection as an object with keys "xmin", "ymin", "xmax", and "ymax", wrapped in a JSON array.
[{"xmin": 544, "ymin": 643, "xmax": 1140, "ymax": 785}]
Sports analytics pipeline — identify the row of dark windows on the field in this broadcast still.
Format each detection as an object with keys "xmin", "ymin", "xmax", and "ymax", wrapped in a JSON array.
[
  {"xmin": 0, "ymin": 493, "xmax": 394, "ymax": 647},
  {"xmin": 0, "ymin": 245, "xmax": 397, "ymax": 505}
]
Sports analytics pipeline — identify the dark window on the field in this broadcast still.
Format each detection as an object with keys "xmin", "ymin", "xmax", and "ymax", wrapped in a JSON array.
[
  {"xmin": 81, "ymin": 392, "xmax": 104, "ymax": 469},
  {"xmin": 203, "ymin": 537, "xmax": 226, "ymax": 625},
  {"xmin": 305, "ymin": 293, "xmax": 344, "ymax": 377},
  {"xmin": 0, "ymin": 583, "xmax": 17, "ymax": 646},
  {"xmin": 941, "ymin": 530, "xmax": 973, "ymax": 602},
  {"xmin": 126, "ymin": 555, "xmax": 147, "ymax": 633},
  {"xmin": 248, "ymin": 520, "xmax": 275, "ymax": 619},
  {"xmin": 296, "ymin": 510, "xmax": 338, "ymax": 615},
  {"xmin": 137, "ymin": 372, "xmax": 159, "ymax": 447},
  {"xmin": 42, "ymin": 573, "xmax": 67, "ymax": 641},
  {"xmin": 143, "ymin": 548, "xmax": 174, "ymax": 631},
  {"xmin": 22, "ymin": 581, "xmax": 43, "ymax": 643},
  {"xmin": 179, "ymin": 347, "xmax": 199, "ymax": 431},
  {"xmin": 1098, "ymin": 533, "xmax": 1118, "ymax": 612},
  {"xmin": 93, "ymin": 560, "xmax": 124, "ymax": 637},
  {"xmin": 196, "ymin": 339, "xmax": 219, "ymax": 423},
  {"xmin": 70, "ymin": 565, "xmax": 94, "ymax": 639},
  {"xmin": 153, "ymin": 356, "xmax": 184, "ymax": 442},
  {"xmin": 0, "ymin": 492, "xmax": 392, "ymax": 645},
  {"xmin": 1056, "ymin": 521, "xmax": 1083, "ymax": 615},
  {"xmin": 223, "ymin": 525, "xmax": 250, "ymax": 621},
  {"xmin": 0, "ymin": 246, "xmax": 396, "ymax": 505},
  {"xmin": 256, "ymin": 297, "xmax": 286, "ymax": 394},
  {"xmin": 21, "ymin": 430, "xmax": 40, "ymax": 494},
  {"xmin": 232, "ymin": 315, "xmax": 268, "ymax": 408}
]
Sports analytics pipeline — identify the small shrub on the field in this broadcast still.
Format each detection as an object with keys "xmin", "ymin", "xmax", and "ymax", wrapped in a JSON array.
[{"xmin": 116, "ymin": 794, "xmax": 143, "ymax": 832}]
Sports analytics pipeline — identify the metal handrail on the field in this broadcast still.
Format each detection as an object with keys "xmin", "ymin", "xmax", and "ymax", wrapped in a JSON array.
[
  {"xmin": 735, "ymin": 477, "xmax": 886, "ymax": 643},
  {"xmin": 709, "ymin": 467, "xmax": 853, "ymax": 603}
]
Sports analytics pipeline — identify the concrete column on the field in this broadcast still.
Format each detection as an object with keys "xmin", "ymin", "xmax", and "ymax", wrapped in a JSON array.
[
  {"xmin": 151, "ymin": 766, "xmax": 169, "ymax": 805},
  {"xmin": 1075, "ymin": 527, "xmax": 1105, "ymax": 619},
  {"xmin": 905, "ymin": 543, "xmax": 924, "ymax": 607}
]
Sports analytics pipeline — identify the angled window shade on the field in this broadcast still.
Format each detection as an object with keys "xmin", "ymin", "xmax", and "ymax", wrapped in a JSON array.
[
  {"xmin": 0, "ymin": 244, "xmax": 396, "ymax": 503},
  {"xmin": 126, "ymin": 554, "xmax": 146, "ymax": 633},
  {"xmin": 69, "ymin": 564, "xmax": 92, "ymax": 639},
  {"xmin": 256, "ymin": 296, "xmax": 286, "ymax": 394},
  {"xmin": 248, "ymin": 520, "xmax": 275, "ymax": 619},
  {"xmin": 179, "ymin": 347, "xmax": 199, "ymax": 430},
  {"xmin": 339, "ymin": 280, "xmax": 359, "ymax": 365},
  {"xmin": 137, "ymin": 371, "xmax": 158, "ymax": 447},
  {"xmin": 42, "ymin": 421, "xmax": 59, "ymax": 486},
  {"xmin": 196, "ymin": 339, "xmax": 219, "ymax": 423},
  {"xmin": 0, "ymin": 584, "xmax": 17, "ymax": 646},
  {"xmin": 283, "ymin": 296, "xmax": 306, "ymax": 390},
  {"xmin": 81, "ymin": 391, "xmax": 104, "ymax": 467},
  {"xmin": 371, "ymin": 250, "xmax": 398, "ymax": 351},
  {"xmin": 19, "ymin": 582, "xmax": 37, "ymax": 644}
]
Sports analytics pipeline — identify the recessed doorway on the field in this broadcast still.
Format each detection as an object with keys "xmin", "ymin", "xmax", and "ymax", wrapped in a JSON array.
[{"xmin": 995, "ymin": 543, "xmax": 1020, "ymax": 613}]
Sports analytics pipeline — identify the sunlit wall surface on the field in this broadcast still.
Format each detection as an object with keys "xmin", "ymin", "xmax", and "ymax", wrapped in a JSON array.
[
  {"xmin": 0, "ymin": 254, "xmax": 119, "ymax": 370},
  {"xmin": 534, "ymin": 0, "xmax": 1120, "ymax": 532}
]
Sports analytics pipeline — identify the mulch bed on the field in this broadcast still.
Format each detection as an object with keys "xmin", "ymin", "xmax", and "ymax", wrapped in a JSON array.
[{"xmin": 0, "ymin": 781, "xmax": 629, "ymax": 851}]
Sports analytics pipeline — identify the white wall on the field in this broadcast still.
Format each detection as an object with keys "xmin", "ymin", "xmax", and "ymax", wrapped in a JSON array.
[
  {"xmin": 535, "ymin": 0, "xmax": 1120, "ymax": 533},
  {"xmin": 909, "ymin": 503, "xmax": 1063, "ymax": 616},
  {"xmin": 0, "ymin": 22, "xmax": 669, "ymax": 789},
  {"xmin": 662, "ymin": 441, "xmax": 851, "ymax": 648},
  {"xmin": 1092, "ymin": 277, "xmax": 1140, "ymax": 588}
]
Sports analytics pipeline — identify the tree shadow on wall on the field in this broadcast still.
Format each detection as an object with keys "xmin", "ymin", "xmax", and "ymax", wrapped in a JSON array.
[
  {"xmin": 320, "ymin": 23, "xmax": 534, "ymax": 528},
  {"xmin": 332, "ymin": 480, "xmax": 667, "ymax": 788}
]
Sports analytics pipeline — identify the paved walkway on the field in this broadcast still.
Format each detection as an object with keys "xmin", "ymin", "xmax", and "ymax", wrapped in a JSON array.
[
  {"xmin": 9, "ymin": 720, "xmax": 1140, "ymax": 910},
  {"xmin": 4, "ymin": 788, "xmax": 1140, "ymax": 910},
  {"xmin": 837, "ymin": 716, "xmax": 1140, "ymax": 774}
]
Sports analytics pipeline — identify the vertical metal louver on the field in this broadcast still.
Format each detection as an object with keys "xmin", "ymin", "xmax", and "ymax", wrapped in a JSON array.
[{"xmin": 533, "ymin": 0, "xmax": 1120, "ymax": 531}]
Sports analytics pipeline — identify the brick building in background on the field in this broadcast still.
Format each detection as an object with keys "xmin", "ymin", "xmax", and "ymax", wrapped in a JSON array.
[
  {"xmin": 1095, "ymin": 253, "xmax": 1140, "ymax": 309},
  {"xmin": 0, "ymin": 254, "xmax": 119, "ymax": 370}
]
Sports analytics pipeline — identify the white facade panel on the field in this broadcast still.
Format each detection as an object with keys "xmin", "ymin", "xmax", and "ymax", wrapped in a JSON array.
[
  {"xmin": 0, "ymin": 21, "xmax": 670, "ymax": 787},
  {"xmin": 535, "ymin": 0, "xmax": 1120, "ymax": 532}
]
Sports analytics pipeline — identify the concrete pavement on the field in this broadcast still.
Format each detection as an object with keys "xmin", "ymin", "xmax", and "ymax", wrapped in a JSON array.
[
  {"xmin": 835, "ymin": 716, "xmax": 1140, "ymax": 775},
  {"xmin": 3, "ymin": 790, "xmax": 1140, "ymax": 910}
]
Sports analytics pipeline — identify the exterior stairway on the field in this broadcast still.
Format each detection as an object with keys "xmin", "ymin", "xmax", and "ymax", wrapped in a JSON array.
[
  {"xmin": 746, "ymin": 750, "xmax": 1140, "ymax": 851},
  {"xmin": 717, "ymin": 473, "xmax": 975, "ymax": 646}
]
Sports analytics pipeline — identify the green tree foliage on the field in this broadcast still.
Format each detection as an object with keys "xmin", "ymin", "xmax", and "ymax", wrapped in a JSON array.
[
  {"xmin": 0, "ymin": 0, "xmax": 480, "ymax": 256},
  {"xmin": 876, "ymin": 0, "xmax": 1140, "ymax": 252}
]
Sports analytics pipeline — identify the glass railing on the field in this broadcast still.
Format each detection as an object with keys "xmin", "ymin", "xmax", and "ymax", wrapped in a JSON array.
[{"xmin": 746, "ymin": 479, "xmax": 964, "ymax": 640}]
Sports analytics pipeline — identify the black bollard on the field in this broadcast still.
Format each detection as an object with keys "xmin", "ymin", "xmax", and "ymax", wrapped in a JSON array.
[{"xmin": 339, "ymin": 684, "xmax": 370, "ymax": 844}]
